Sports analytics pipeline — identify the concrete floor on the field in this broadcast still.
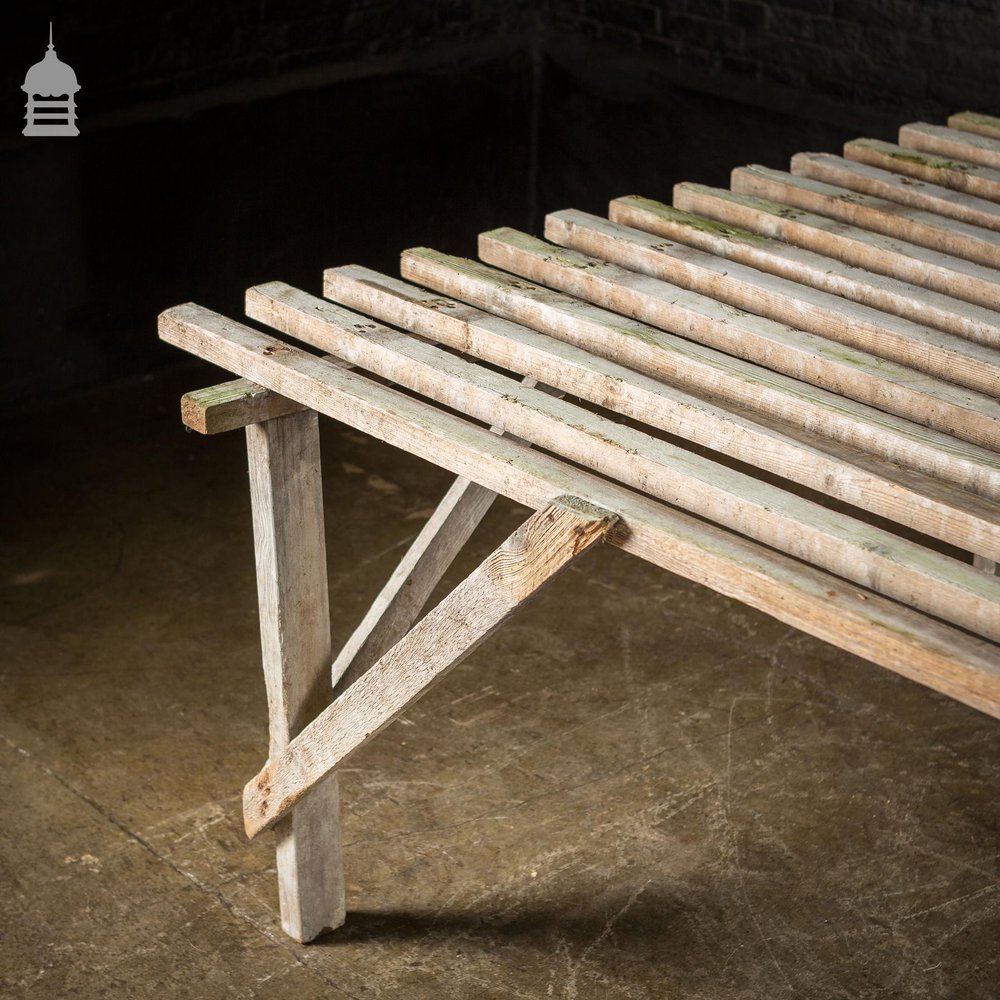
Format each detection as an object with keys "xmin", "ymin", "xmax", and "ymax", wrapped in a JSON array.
[{"xmin": 2, "ymin": 368, "xmax": 999, "ymax": 999}]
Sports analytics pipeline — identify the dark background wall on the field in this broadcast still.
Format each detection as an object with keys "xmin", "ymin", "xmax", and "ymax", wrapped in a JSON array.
[{"xmin": 3, "ymin": 0, "xmax": 998, "ymax": 416}]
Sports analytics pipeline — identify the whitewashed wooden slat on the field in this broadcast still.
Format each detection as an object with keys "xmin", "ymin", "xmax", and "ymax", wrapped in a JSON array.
[
  {"xmin": 792, "ymin": 152, "xmax": 1000, "ymax": 230},
  {"xmin": 672, "ymin": 182, "xmax": 1000, "ymax": 310},
  {"xmin": 473, "ymin": 228, "xmax": 1000, "ymax": 452},
  {"xmin": 609, "ymin": 194, "xmax": 1000, "ymax": 349},
  {"xmin": 158, "ymin": 304, "xmax": 1000, "ymax": 719},
  {"xmin": 400, "ymin": 245, "xmax": 1000, "ymax": 500},
  {"xmin": 324, "ymin": 264, "xmax": 1000, "ymax": 560},
  {"xmin": 247, "ymin": 279, "xmax": 1000, "ymax": 639},
  {"xmin": 844, "ymin": 138, "xmax": 1000, "ymax": 203},
  {"xmin": 732, "ymin": 165, "xmax": 1000, "ymax": 268},
  {"xmin": 546, "ymin": 208, "xmax": 1000, "ymax": 396},
  {"xmin": 901, "ymin": 121, "xmax": 1000, "ymax": 170}
]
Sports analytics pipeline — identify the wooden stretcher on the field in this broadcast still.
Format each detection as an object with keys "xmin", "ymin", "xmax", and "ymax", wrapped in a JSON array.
[{"xmin": 159, "ymin": 110, "xmax": 1000, "ymax": 943}]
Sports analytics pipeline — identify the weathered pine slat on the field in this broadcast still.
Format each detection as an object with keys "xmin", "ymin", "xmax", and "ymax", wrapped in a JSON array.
[
  {"xmin": 325, "ymin": 265, "xmax": 1000, "ymax": 559},
  {"xmin": 243, "ymin": 496, "xmax": 619, "ymax": 836},
  {"xmin": 950, "ymin": 112, "xmax": 1000, "ymax": 142},
  {"xmin": 245, "ymin": 410, "xmax": 345, "ymax": 943},
  {"xmin": 844, "ymin": 138, "xmax": 1000, "ymax": 203},
  {"xmin": 401, "ymin": 246, "xmax": 1000, "ymax": 500},
  {"xmin": 547, "ymin": 208, "xmax": 1000, "ymax": 395},
  {"xmin": 247, "ymin": 280, "xmax": 1000, "ymax": 637},
  {"xmin": 158, "ymin": 304, "xmax": 1000, "ymax": 721},
  {"xmin": 731, "ymin": 165, "xmax": 1000, "ymax": 268},
  {"xmin": 901, "ymin": 122, "xmax": 1000, "ymax": 170},
  {"xmin": 672, "ymin": 182, "xmax": 1000, "ymax": 310},
  {"xmin": 182, "ymin": 379, "xmax": 305, "ymax": 434},
  {"xmin": 791, "ymin": 152, "xmax": 1000, "ymax": 231},
  {"xmin": 475, "ymin": 229, "xmax": 1000, "ymax": 451},
  {"xmin": 609, "ymin": 195, "xmax": 1000, "ymax": 349}
]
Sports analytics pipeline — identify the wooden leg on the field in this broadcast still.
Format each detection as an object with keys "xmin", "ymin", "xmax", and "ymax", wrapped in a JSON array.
[
  {"xmin": 246, "ymin": 410, "xmax": 345, "ymax": 943},
  {"xmin": 243, "ymin": 495, "xmax": 619, "ymax": 838}
]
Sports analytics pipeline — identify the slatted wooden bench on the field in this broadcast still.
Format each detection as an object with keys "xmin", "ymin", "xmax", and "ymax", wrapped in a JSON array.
[{"xmin": 159, "ymin": 109, "xmax": 1000, "ymax": 943}]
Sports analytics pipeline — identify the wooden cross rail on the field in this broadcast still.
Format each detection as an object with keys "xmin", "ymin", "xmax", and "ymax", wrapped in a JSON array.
[{"xmin": 161, "ymin": 106, "xmax": 1000, "ymax": 943}]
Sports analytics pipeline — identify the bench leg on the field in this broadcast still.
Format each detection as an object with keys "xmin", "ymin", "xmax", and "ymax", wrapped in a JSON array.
[
  {"xmin": 243, "ymin": 495, "xmax": 619, "ymax": 837},
  {"xmin": 246, "ymin": 410, "xmax": 345, "ymax": 942}
]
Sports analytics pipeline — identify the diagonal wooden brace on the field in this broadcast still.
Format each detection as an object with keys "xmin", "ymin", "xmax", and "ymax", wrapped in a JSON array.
[{"xmin": 243, "ymin": 494, "xmax": 619, "ymax": 838}]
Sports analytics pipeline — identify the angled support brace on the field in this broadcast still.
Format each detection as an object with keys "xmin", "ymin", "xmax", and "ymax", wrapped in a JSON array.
[
  {"xmin": 243, "ymin": 495, "xmax": 619, "ymax": 839},
  {"xmin": 330, "ymin": 375, "xmax": 561, "ymax": 693}
]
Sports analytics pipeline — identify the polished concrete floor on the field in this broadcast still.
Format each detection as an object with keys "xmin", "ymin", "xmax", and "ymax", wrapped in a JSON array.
[{"xmin": 3, "ymin": 369, "xmax": 999, "ymax": 999}]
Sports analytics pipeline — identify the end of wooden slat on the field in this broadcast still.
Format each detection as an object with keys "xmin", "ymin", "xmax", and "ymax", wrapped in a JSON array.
[
  {"xmin": 789, "ymin": 151, "xmax": 819, "ymax": 175},
  {"xmin": 244, "ymin": 763, "xmax": 281, "ymax": 839},
  {"xmin": 949, "ymin": 111, "xmax": 1000, "ymax": 140},
  {"xmin": 549, "ymin": 494, "xmax": 621, "ymax": 552},
  {"xmin": 180, "ymin": 379, "xmax": 305, "ymax": 435}
]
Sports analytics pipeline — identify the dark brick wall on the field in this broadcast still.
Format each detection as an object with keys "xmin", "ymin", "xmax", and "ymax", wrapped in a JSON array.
[
  {"xmin": 7, "ymin": 2, "xmax": 535, "ymax": 128},
  {"xmin": 542, "ymin": 0, "xmax": 1000, "ymax": 119}
]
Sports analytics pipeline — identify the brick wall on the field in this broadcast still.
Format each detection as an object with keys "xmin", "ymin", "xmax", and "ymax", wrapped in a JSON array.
[
  {"xmin": 542, "ymin": 0, "xmax": 1000, "ymax": 120},
  {"xmin": 12, "ymin": 1, "xmax": 995, "ymax": 132},
  {"xmin": 9, "ymin": 1, "xmax": 535, "ymax": 127}
]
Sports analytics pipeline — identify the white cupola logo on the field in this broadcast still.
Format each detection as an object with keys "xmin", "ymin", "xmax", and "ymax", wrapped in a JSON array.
[{"xmin": 22, "ymin": 23, "xmax": 80, "ymax": 137}]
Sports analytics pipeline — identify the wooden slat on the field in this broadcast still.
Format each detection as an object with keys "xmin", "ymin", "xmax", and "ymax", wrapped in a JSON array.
[
  {"xmin": 732, "ymin": 165, "xmax": 1000, "ymax": 268},
  {"xmin": 475, "ymin": 228, "xmax": 1000, "ymax": 452},
  {"xmin": 401, "ymin": 245, "xmax": 1000, "ymax": 500},
  {"xmin": 248, "ymin": 280, "xmax": 1000, "ymax": 638},
  {"xmin": 844, "ymin": 138, "xmax": 1000, "ymax": 203},
  {"xmin": 673, "ymin": 182, "xmax": 1000, "ymax": 310},
  {"xmin": 245, "ymin": 410, "xmax": 345, "ymax": 942},
  {"xmin": 181, "ymin": 379, "xmax": 305, "ymax": 434},
  {"xmin": 901, "ymin": 121, "xmax": 1000, "ymax": 170},
  {"xmin": 609, "ymin": 195, "xmax": 1000, "ymax": 350},
  {"xmin": 950, "ymin": 112, "xmax": 1000, "ymax": 142},
  {"xmin": 792, "ymin": 152, "xmax": 1000, "ymax": 231},
  {"xmin": 325, "ymin": 265, "xmax": 1000, "ymax": 560},
  {"xmin": 547, "ymin": 208, "xmax": 1000, "ymax": 396},
  {"xmin": 243, "ymin": 496, "xmax": 619, "ymax": 836},
  {"xmin": 158, "ymin": 303, "xmax": 1000, "ymax": 718}
]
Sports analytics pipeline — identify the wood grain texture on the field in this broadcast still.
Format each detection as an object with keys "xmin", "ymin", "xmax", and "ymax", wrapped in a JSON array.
[
  {"xmin": 548, "ymin": 208, "xmax": 1000, "ymax": 395},
  {"xmin": 247, "ymin": 280, "xmax": 1000, "ymax": 636},
  {"xmin": 672, "ymin": 182, "xmax": 1000, "ymax": 310},
  {"xmin": 324, "ymin": 265, "xmax": 1000, "ymax": 561},
  {"xmin": 402, "ymin": 244, "xmax": 1000, "ymax": 501},
  {"xmin": 181, "ymin": 379, "xmax": 305, "ymax": 434},
  {"xmin": 901, "ymin": 122, "xmax": 1000, "ymax": 170},
  {"xmin": 243, "ymin": 496, "xmax": 619, "ymax": 837},
  {"xmin": 472, "ymin": 229, "xmax": 1000, "ymax": 452},
  {"xmin": 609, "ymin": 195, "xmax": 1000, "ymax": 349},
  {"xmin": 792, "ymin": 152, "xmax": 1000, "ymax": 230},
  {"xmin": 950, "ymin": 112, "xmax": 1000, "ymax": 142},
  {"xmin": 844, "ymin": 139, "xmax": 1000, "ymax": 204},
  {"xmin": 330, "ymin": 475, "xmax": 498, "ymax": 692},
  {"xmin": 158, "ymin": 304, "xmax": 1000, "ymax": 720},
  {"xmin": 731, "ymin": 165, "xmax": 1000, "ymax": 269},
  {"xmin": 245, "ymin": 411, "xmax": 345, "ymax": 943}
]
